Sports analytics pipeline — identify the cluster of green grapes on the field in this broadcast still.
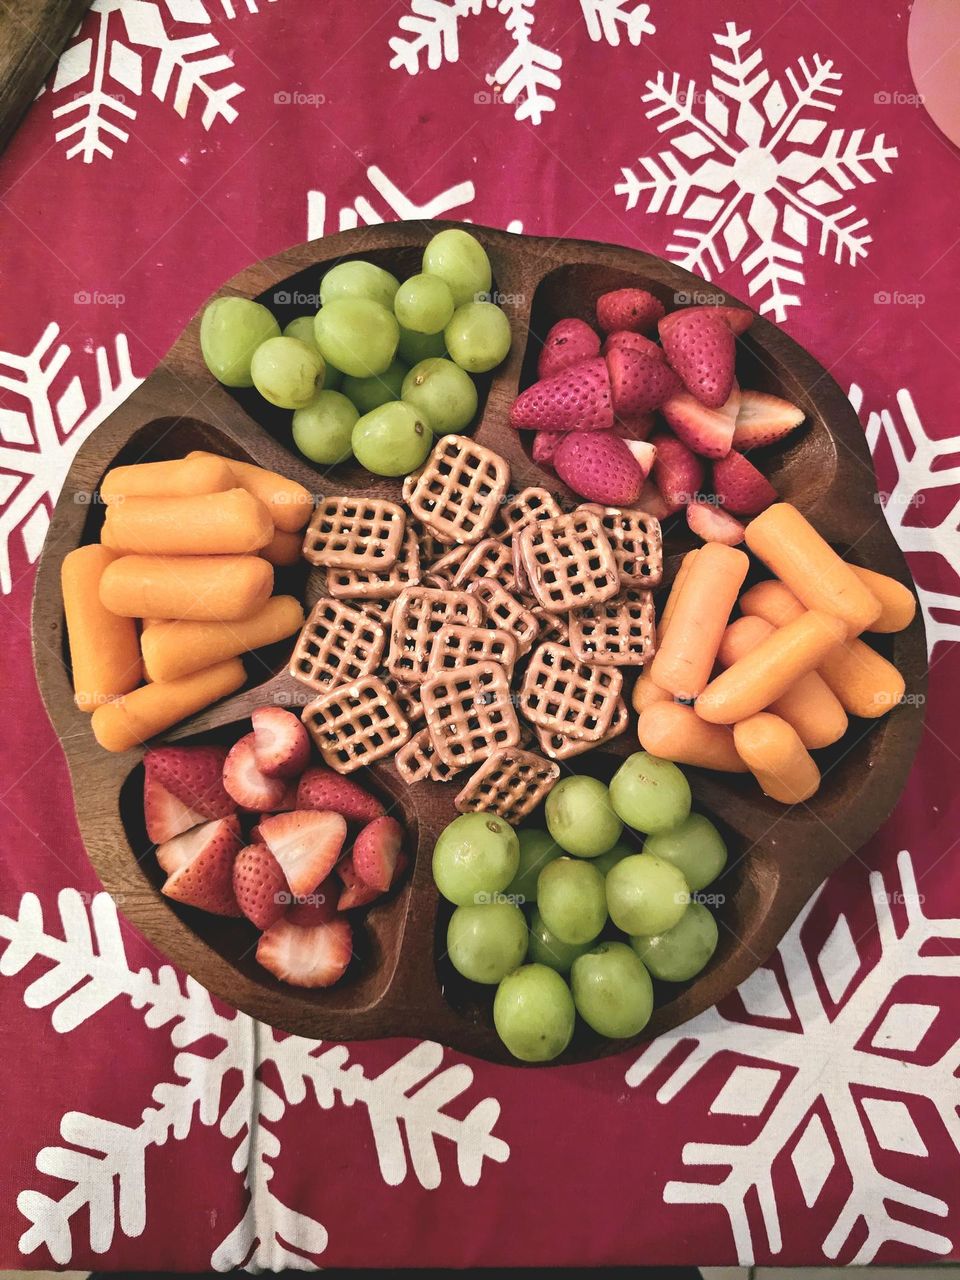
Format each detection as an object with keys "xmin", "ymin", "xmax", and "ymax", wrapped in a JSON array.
[
  {"xmin": 199, "ymin": 229, "xmax": 511, "ymax": 478},
  {"xmin": 432, "ymin": 752, "xmax": 727, "ymax": 1063}
]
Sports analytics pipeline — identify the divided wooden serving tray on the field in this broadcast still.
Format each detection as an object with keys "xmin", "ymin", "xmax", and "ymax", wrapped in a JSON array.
[{"xmin": 32, "ymin": 222, "xmax": 927, "ymax": 1065}]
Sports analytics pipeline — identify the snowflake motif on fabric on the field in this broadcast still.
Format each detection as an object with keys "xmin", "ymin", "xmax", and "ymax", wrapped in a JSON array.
[
  {"xmin": 0, "ymin": 324, "xmax": 140, "ymax": 596},
  {"xmin": 850, "ymin": 383, "xmax": 960, "ymax": 657},
  {"xmin": 1, "ymin": 891, "xmax": 509, "ymax": 1270},
  {"xmin": 626, "ymin": 851, "xmax": 960, "ymax": 1265},
  {"xmin": 388, "ymin": 0, "xmax": 654, "ymax": 126},
  {"xmin": 48, "ymin": 0, "xmax": 276, "ymax": 163},
  {"xmin": 615, "ymin": 22, "xmax": 897, "ymax": 321}
]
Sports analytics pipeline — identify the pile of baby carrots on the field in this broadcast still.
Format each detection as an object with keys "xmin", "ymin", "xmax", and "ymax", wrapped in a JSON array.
[
  {"xmin": 633, "ymin": 503, "xmax": 916, "ymax": 804},
  {"xmin": 62, "ymin": 451, "xmax": 312, "ymax": 753}
]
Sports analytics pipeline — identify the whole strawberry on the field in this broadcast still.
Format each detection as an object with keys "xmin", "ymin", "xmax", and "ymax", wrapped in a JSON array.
[
  {"xmin": 606, "ymin": 346, "xmax": 680, "ymax": 415},
  {"xmin": 712, "ymin": 449, "xmax": 777, "ymax": 515},
  {"xmin": 651, "ymin": 432, "xmax": 704, "ymax": 509},
  {"xmin": 537, "ymin": 318, "xmax": 600, "ymax": 379},
  {"xmin": 554, "ymin": 430, "xmax": 644, "ymax": 505},
  {"xmin": 659, "ymin": 309, "xmax": 736, "ymax": 408},
  {"xmin": 509, "ymin": 357, "xmax": 614, "ymax": 433},
  {"xmin": 296, "ymin": 767, "xmax": 385, "ymax": 823},
  {"xmin": 596, "ymin": 288, "xmax": 665, "ymax": 335}
]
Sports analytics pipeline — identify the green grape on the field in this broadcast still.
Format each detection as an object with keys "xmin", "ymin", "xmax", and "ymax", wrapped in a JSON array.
[
  {"xmin": 432, "ymin": 811, "xmax": 520, "ymax": 907},
  {"xmin": 352, "ymin": 401, "xmax": 433, "ymax": 477},
  {"xmin": 444, "ymin": 302, "xmax": 512, "ymax": 373},
  {"xmin": 292, "ymin": 390, "xmax": 358, "ymax": 465},
  {"xmin": 319, "ymin": 260, "xmax": 399, "ymax": 310},
  {"xmin": 528, "ymin": 907, "xmax": 596, "ymax": 974},
  {"xmin": 397, "ymin": 326, "xmax": 447, "ymax": 365},
  {"xmin": 493, "ymin": 964, "xmax": 575, "ymax": 1062},
  {"xmin": 313, "ymin": 298, "xmax": 399, "ymax": 378},
  {"xmin": 401, "ymin": 358, "xmax": 478, "ymax": 435},
  {"xmin": 545, "ymin": 775, "xmax": 622, "ymax": 858},
  {"xmin": 200, "ymin": 297, "xmax": 280, "ymax": 387},
  {"xmin": 447, "ymin": 902, "xmax": 528, "ymax": 984},
  {"xmin": 609, "ymin": 751, "xmax": 692, "ymax": 834},
  {"xmin": 282, "ymin": 315, "xmax": 320, "ymax": 350},
  {"xmin": 605, "ymin": 854, "xmax": 689, "ymax": 937},
  {"xmin": 394, "ymin": 273, "xmax": 456, "ymax": 334},
  {"xmin": 322, "ymin": 362, "xmax": 344, "ymax": 392},
  {"xmin": 341, "ymin": 359, "xmax": 407, "ymax": 414},
  {"xmin": 571, "ymin": 942, "xmax": 654, "ymax": 1038},
  {"xmin": 537, "ymin": 857, "xmax": 607, "ymax": 945},
  {"xmin": 643, "ymin": 813, "xmax": 727, "ymax": 892},
  {"xmin": 423, "ymin": 229, "xmax": 492, "ymax": 306},
  {"xmin": 592, "ymin": 838, "xmax": 636, "ymax": 879},
  {"xmin": 505, "ymin": 827, "xmax": 562, "ymax": 905},
  {"xmin": 631, "ymin": 901, "xmax": 719, "ymax": 982},
  {"xmin": 250, "ymin": 336, "xmax": 324, "ymax": 409}
]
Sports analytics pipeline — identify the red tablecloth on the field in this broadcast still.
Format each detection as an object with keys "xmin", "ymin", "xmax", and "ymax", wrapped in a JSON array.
[{"xmin": 1, "ymin": 0, "xmax": 958, "ymax": 1269}]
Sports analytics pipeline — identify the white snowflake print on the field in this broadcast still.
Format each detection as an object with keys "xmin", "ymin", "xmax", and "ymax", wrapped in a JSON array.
[
  {"xmin": 388, "ymin": 0, "xmax": 655, "ymax": 127},
  {"xmin": 615, "ymin": 22, "xmax": 897, "ymax": 321},
  {"xmin": 2, "ymin": 890, "xmax": 510, "ymax": 1270},
  {"xmin": 49, "ymin": 0, "xmax": 277, "ymax": 164},
  {"xmin": 0, "ymin": 324, "xmax": 140, "ymax": 596},
  {"xmin": 850, "ymin": 383, "xmax": 960, "ymax": 658},
  {"xmin": 626, "ymin": 851, "xmax": 960, "ymax": 1265}
]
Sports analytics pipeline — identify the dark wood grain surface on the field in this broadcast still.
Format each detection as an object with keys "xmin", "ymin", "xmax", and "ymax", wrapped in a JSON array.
[{"xmin": 0, "ymin": 0, "xmax": 92, "ymax": 154}]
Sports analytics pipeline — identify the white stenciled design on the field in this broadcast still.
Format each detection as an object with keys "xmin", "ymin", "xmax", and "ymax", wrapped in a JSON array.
[
  {"xmin": 48, "ymin": 0, "xmax": 276, "ymax": 163},
  {"xmin": 850, "ymin": 383, "xmax": 960, "ymax": 657},
  {"xmin": 626, "ymin": 851, "xmax": 960, "ymax": 1264},
  {"xmin": 615, "ymin": 22, "xmax": 897, "ymax": 321},
  {"xmin": 0, "ymin": 324, "xmax": 140, "ymax": 595},
  {"xmin": 2, "ymin": 890, "xmax": 510, "ymax": 1270},
  {"xmin": 389, "ymin": 0, "xmax": 654, "ymax": 126}
]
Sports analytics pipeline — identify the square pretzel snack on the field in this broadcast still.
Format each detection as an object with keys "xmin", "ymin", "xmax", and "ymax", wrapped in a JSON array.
[
  {"xmin": 498, "ymin": 486, "xmax": 563, "ymax": 539},
  {"xmin": 422, "ymin": 659, "xmax": 521, "ymax": 769},
  {"xmin": 517, "ymin": 510, "xmax": 620, "ymax": 614},
  {"xmin": 467, "ymin": 579, "xmax": 540, "ymax": 656},
  {"xmin": 427, "ymin": 621, "xmax": 519, "ymax": 679},
  {"xmin": 327, "ymin": 524, "xmax": 421, "ymax": 600},
  {"xmin": 578, "ymin": 503, "xmax": 663, "ymax": 588},
  {"xmin": 455, "ymin": 747, "xmax": 560, "ymax": 824},
  {"xmin": 567, "ymin": 589, "xmax": 656, "ymax": 667},
  {"xmin": 535, "ymin": 695, "xmax": 630, "ymax": 760},
  {"xmin": 450, "ymin": 537, "xmax": 515, "ymax": 591},
  {"xmin": 406, "ymin": 434, "xmax": 510, "ymax": 544},
  {"xmin": 290, "ymin": 598, "xmax": 387, "ymax": 692},
  {"xmin": 385, "ymin": 586, "xmax": 482, "ymax": 684},
  {"xmin": 303, "ymin": 496, "xmax": 405, "ymax": 570},
  {"xmin": 395, "ymin": 726, "xmax": 462, "ymax": 785},
  {"xmin": 302, "ymin": 675, "xmax": 410, "ymax": 773},
  {"xmin": 519, "ymin": 641, "xmax": 623, "ymax": 741}
]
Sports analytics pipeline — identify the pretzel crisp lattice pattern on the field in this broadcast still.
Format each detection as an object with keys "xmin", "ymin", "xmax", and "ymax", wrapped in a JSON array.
[
  {"xmin": 422, "ymin": 659, "xmax": 521, "ymax": 768},
  {"xmin": 289, "ymin": 598, "xmax": 387, "ymax": 692},
  {"xmin": 302, "ymin": 675, "xmax": 410, "ymax": 773},
  {"xmin": 519, "ymin": 641, "xmax": 623, "ymax": 741},
  {"xmin": 406, "ymin": 435, "xmax": 510, "ymax": 544},
  {"xmin": 455, "ymin": 747, "xmax": 561, "ymax": 824},
  {"xmin": 302, "ymin": 496, "xmax": 406, "ymax": 570},
  {"xmin": 518, "ymin": 510, "xmax": 620, "ymax": 613}
]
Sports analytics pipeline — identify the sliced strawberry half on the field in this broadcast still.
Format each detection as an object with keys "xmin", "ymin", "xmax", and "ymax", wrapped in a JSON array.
[
  {"xmin": 712, "ymin": 449, "xmax": 777, "ymax": 515},
  {"xmin": 160, "ymin": 816, "xmax": 242, "ymax": 916},
  {"xmin": 144, "ymin": 775, "xmax": 208, "ymax": 845},
  {"xmin": 606, "ymin": 346, "xmax": 680, "ymax": 415},
  {"xmin": 651, "ymin": 432, "xmax": 705, "ymax": 509},
  {"xmin": 733, "ymin": 389, "xmax": 806, "ymax": 451},
  {"xmin": 251, "ymin": 706, "xmax": 311, "ymax": 779},
  {"xmin": 353, "ymin": 816, "xmax": 404, "ymax": 892},
  {"xmin": 661, "ymin": 384, "xmax": 741, "ymax": 459},
  {"xmin": 687, "ymin": 500, "xmax": 746, "ymax": 546},
  {"xmin": 259, "ymin": 809, "xmax": 347, "ymax": 898},
  {"xmin": 296, "ymin": 767, "xmax": 385, "ymax": 823},
  {"xmin": 596, "ymin": 288, "xmax": 665, "ymax": 335},
  {"xmin": 223, "ymin": 733, "xmax": 295, "ymax": 811},
  {"xmin": 145, "ymin": 745, "xmax": 234, "ymax": 829},
  {"xmin": 554, "ymin": 430, "xmax": 643, "ymax": 506},
  {"xmin": 508, "ymin": 357, "xmax": 613, "ymax": 433},
  {"xmin": 602, "ymin": 331, "xmax": 664, "ymax": 361},
  {"xmin": 337, "ymin": 854, "xmax": 383, "ymax": 910},
  {"xmin": 256, "ymin": 916, "xmax": 353, "ymax": 989},
  {"xmin": 537, "ymin": 317, "xmax": 600, "ymax": 379},
  {"xmin": 232, "ymin": 841, "xmax": 289, "ymax": 929},
  {"xmin": 659, "ymin": 309, "xmax": 736, "ymax": 408}
]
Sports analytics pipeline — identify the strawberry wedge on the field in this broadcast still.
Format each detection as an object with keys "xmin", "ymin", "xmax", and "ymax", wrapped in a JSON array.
[
  {"xmin": 733, "ymin": 389, "xmax": 806, "ymax": 451},
  {"xmin": 232, "ymin": 841, "xmax": 289, "ymax": 929},
  {"xmin": 251, "ymin": 706, "xmax": 311, "ymax": 779},
  {"xmin": 662, "ymin": 385, "xmax": 741, "ymax": 460},
  {"xmin": 554, "ymin": 430, "xmax": 645, "ymax": 506},
  {"xmin": 257, "ymin": 916, "xmax": 353, "ymax": 989},
  {"xmin": 537, "ymin": 318, "xmax": 600, "ymax": 379},
  {"xmin": 258, "ymin": 810, "xmax": 347, "ymax": 898},
  {"xmin": 144, "ymin": 745, "xmax": 235, "ymax": 843},
  {"xmin": 296, "ymin": 767, "xmax": 385, "ymax": 824},
  {"xmin": 660, "ymin": 309, "xmax": 736, "ymax": 408},
  {"xmin": 160, "ymin": 816, "xmax": 243, "ymax": 916},
  {"xmin": 353, "ymin": 816, "xmax": 404, "ymax": 892}
]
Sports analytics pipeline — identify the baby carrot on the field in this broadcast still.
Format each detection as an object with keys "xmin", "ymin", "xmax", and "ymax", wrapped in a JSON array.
[
  {"xmin": 99, "ymin": 555, "xmax": 274, "ymax": 622},
  {"xmin": 638, "ymin": 701, "xmax": 746, "ymax": 772},
  {"xmin": 100, "ymin": 454, "xmax": 234, "ymax": 503},
  {"xmin": 631, "ymin": 671, "xmax": 673, "ymax": 715},
  {"xmin": 102, "ymin": 488, "xmax": 273, "ymax": 556},
  {"xmin": 91, "ymin": 658, "xmax": 245, "ymax": 752},
  {"xmin": 657, "ymin": 549, "xmax": 698, "ymax": 642},
  {"xmin": 141, "ymin": 595, "xmax": 304, "ymax": 682},
  {"xmin": 61, "ymin": 545, "xmax": 142, "ymax": 712},
  {"xmin": 849, "ymin": 565, "xmax": 917, "ymax": 633},
  {"xmin": 260, "ymin": 527, "xmax": 304, "ymax": 567},
  {"xmin": 189, "ymin": 451, "xmax": 313, "ymax": 533},
  {"xmin": 733, "ymin": 712, "xmax": 821, "ymax": 804}
]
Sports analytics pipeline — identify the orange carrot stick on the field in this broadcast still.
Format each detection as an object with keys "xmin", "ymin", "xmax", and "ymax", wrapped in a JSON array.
[
  {"xmin": 649, "ymin": 543, "xmax": 748, "ymax": 699},
  {"xmin": 260, "ymin": 527, "xmax": 304, "ymax": 567},
  {"xmin": 91, "ymin": 658, "xmax": 246, "ymax": 752},
  {"xmin": 638, "ymin": 701, "xmax": 747, "ymax": 772},
  {"xmin": 100, "ymin": 454, "xmax": 234, "ymax": 503},
  {"xmin": 189, "ymin": 451, "xmax": 313, "ymax": 533},
  {"xmin": 745, "ymin": 503, "xmax": 881, "ymax": 635},
  {"xmin": 61, "ymin": 546, "xmax": 142, "ymax": 713},
  {"xmin": 102, "ymin": 488, "xmax": 273, "ymax": 556},
  {"xmin": 733, "ymin": 712, "xmax": 821, "ymax": 803},
  {"xmin": 657, "ymin": 550, "xmax": 698, "ymax": 642},
  {"xmin": 141, "ymin": 595, "xmax": 304, "ymax": 682},
  {"xmin": 849, "ymin": 565, "xmax": 917, "ymax": 633},
  {"xmin": 99, "ymin": 555, "xmax": 273, "ymax": 622},
  {"xmin": 632, "ymin": 671, "xmax": 673, "ymax": 715}
]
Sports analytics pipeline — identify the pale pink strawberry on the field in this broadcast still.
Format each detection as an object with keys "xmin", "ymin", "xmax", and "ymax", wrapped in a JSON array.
[
  {"xmin": 144, "ymin": 778, "xmax": 207, "ymax": 845},
  {"xmin": 651, "ymin": 432, "xmax": 704, "ymax": 509},
  {"xmin": 296, "ymin": 768, "xmax": 385, "ymax": 823},
  {"xmin": 712, "ymin": 449, "xmax": 777, "ymax": 515},
  {"xmin": 222, "ymin": 734, "xmax": 295, "ymax": 811},
  {"xmin": 636, "ymin": 477, "xmax": 678, "ymax": 520},
  {"xmin": 537, "ymin": 318, "xmax": 600, "ymax": 379},
  {"xmin": 532, "ymin": 431, "xmax": 560, "ymax": 467},
  {"xmin": 286, "ymin": 873, "xmax": 340, "ymax": 925},
  {"xmin": 232, "ymin": 842, "xmax": 289, "ymax": 929},
  {"xmin": 602, "ymin": 331, "xmax": 664, "ymax": 360},
  {"xmin": 687, "ymin": 500, "xmax": 746, "ymax": 546},
  {"xmin": 353, "ymin": 816, "xmax": 404, "ymax": 892},
  {"xmin": 733, "ymin": 390, "xmax": 806, "ymax": 450},
  {"xmin": 337, "ymin": 854, "xmax": 383, "ymax": 910},
  {"xmin": 259, "ymin": 810, "xmax": 347, "ymax": 898},
  {"xmin": 144, "ymin": 745, "xmax": 234, "ymax": 843},
  {"xmin": 660, "ymin": 304, "xmax": 753, "ymax": 338},
  {"xmin": 596, "ymin": 288, "xmax": 665, "ymax": 335},
  {"xmin": 256, "ymin": 916, "xmax": 353, "ymax": 988},
  {"xmin": 661, "ymin": 385, "xmax": 741, "ymax": 459},
  {"xmin": 160, "ymin": 816, "xmax": 243, "ymax": 917},
  {"xmin": 251, "ymin": 706, "xmax": 311, "ymax": 778},
  {"xmin": 554, "ymin": 430, "xmax": 643, "ymax": 505},
  {"xmin": 624, "ymin": 439, "xmax": 656, "ymax": 483},
  {"xmin": 659, "ymin": 310, "xmax": 736, "ymax": 407},
  {"xmin": 606, "ymin": 347, "xmax": 680, "ymax": 415},
  {"xmin": 612, "ymin": 411, "xmax": 654, "ymax": 442},
  {"xmin": 509, "ymin": 357, "xmax": 613, "ymax": 432}
]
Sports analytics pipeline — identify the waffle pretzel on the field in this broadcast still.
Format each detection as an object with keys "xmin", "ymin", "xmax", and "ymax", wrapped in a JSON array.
[
  {"xmin": 454, "ymin": 747, "xmax": 560, "ymax": 824},
  {"xmin": 567, "ymin": 589, "xmax": 657, "ymax": 667},
  {"xmin": 289, "ymin": 598, "xmax": 387, "ymax": 692},
  {"xmin": 327, "ymin": 524, "xmax": 421, "ymax": 600},
  {"xmin": 498, "ymin": 486, "xmax": 563, "ymax": 539},
  {"xmin": 406, "ymin": 434, "xmax": 510, "ymax": 545},
  {"xmin": 578, "ymin": 503, "xmax": 663, "ymax": 588},
  {"xmin": 519, "ymin": 641, "xmax": 623, "ymax": 741},
  {"xmin": 301, "ymin": 675, "xmax": 410, "ymax": 773},
  {"xmin": 535, "ymin": 695, "xmax": 630, "ymax": 760},
  {"xmin": 517, "ymin": 510, "xmax": 620, "ymax": 613},
  {"xmin": 384, "ymin": 586, "xmax": 482, "ymax": 684},
  {"xmin": 450, "ymin": 537, "xmax": 515, "ymax": 591},
  {"xmin": 303, "ymin": 496, "xmax": 405, "ymax": 570},
  {"xmin": 467, "ymin": 579, "xmax": 539, "ymax": 657},
  {"xmin": 421, "ymin": 659, "xmax": 521, "ymax": 768},
  {"xmin": 428, "ymin": 621, "xmax": 519, "ymax": 679},
  {"xmin": 395, "ymin": 726, "xmax": 462, "ymax": 785}
]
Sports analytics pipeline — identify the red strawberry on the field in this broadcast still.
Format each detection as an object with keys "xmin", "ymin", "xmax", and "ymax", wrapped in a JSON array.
[
  {"xmin": 144, "ymin": 746, "xmax": 234, "ymax": 840},
  {"xmin": 353, "ymin": 816, "xmax": 404, "ymax": 892},
  {"xmin": 612, "ymin": 411, "xmax": 654, "ymax": 442},
  {"xmin": 144, "ymin": 776, "xmax": 207, "ymax": 845},
  {"xmin": 733, "ymin": 389, "xmax": 806, "ymax": 451},
  {"xmin": 532, "ymin": 431, "xmax": 560, "ymax": 467},
  {"xmin": 160, "ymin": 816, "xmax": 242, "ymax": 916},
  {"xmin": 296, "ymin": 767, "xmax": 385, "ymax": 823},
  {"xmin": 637, "ymin": 477, "xmax": 678, "ymax": 520},
  {"xmin": 232, "ymin": 842, "xmax": 289, "ymax": 929},
  {"xmin": 606, "ymin": 347, "xmax": 680, "ymax": 415},
  {"xmin": 251, "ymin": 706, "xmax": 311, "ymax": 779},
  {"xmin": 659, "ymin": 310, "xmax": 735, "ymax": 407},
  {"xmin": 712, "ymin": 449, "xmax": 777, "ymax": 515},
  {"xmin": 509, "ymin": 357, "xmax": 613, "ymax": 433},
  {"xmin": 554, "ymin": 430, "xmax": 643, "ymax": 505},
  {"xmin": 337, "ymin": 854, "xmax": 383, "ymax": 910},
  {"xmin": 259, "ymin": 809, "xmax": 346, "ymax": 897},
  {"xmin": 687, "ymin": 500, "xmax": 746, "ymax": 546},
  {"xmin": 596, "ymin": 288, "xmax": 665, "ymax": 335},
  {"xmin": 651, "ymin": 432, "xmax": 704, "ymax": 509},
  {"xmin": 661, "ymin": 305, "xmax": 753, "ymax": 338},
  {"xmin": 222, "ymin": 734, "xmax": 295, "ymax": 812},
  {"xmin": 602, "ymin": 331, "xmax": 664, "ymax": 361},
  {"xmin": 537, "ymin": 318, "xmax": 600, "ymax": 379},
  {"xmin": 256, "ymin": 916, "xmax": 353, "ymax": 988},
  {"xmin": 661, "ymin": 385, "xmax": 741, "ymax": 459},
  {"xmin": 286, "ymin": 873, "xmax": 340, "ymax": 925}
]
